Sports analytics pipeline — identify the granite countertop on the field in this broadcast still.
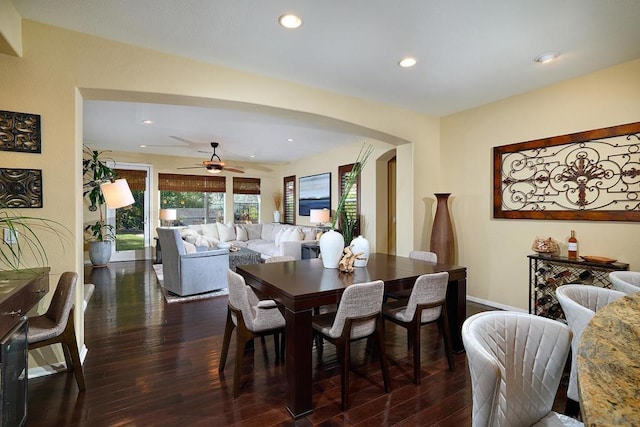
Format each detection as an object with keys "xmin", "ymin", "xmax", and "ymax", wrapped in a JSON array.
[{"xmin": 577, "ymin": 293, "xmax": 640, "ymax": 426}]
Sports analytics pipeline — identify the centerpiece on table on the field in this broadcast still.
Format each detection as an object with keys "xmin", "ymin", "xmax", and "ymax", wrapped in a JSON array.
[{"xmin": 319, "ymin": 144, "xmax": 373, "ymax": 269}]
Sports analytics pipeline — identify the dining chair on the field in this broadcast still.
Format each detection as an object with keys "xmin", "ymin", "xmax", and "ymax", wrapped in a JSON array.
[
  {"xmin": 27, "ymin": 271, "xmax": 86, "ymax": 391},
  {"xmin": 382, "ymin": 271, "xmax": 454, "ymax": 384},
  {"xmin": 265, "ymin": 255, "xmax": 296, "ymax": 263},
  {"xmin": 608, "ymin": 271, "xmax": 640, "ymax": 295},
  {"xmin": 312, "ymin": 280, "xmax": 391, "ymax": 410},
  {"xmin": 462, "ymin": 311, "xmax": 582, "ymax": 427},
  {"xmin": 384, "ymin": 251, "xmax": 438, "ymax": 301},
  {"xmin": 555, "ymin": 285, "xmax": 625, "ymax": 412},
  {"xmin": 219, "ymin": 269, "xmax": 285, "ymax": 398}
]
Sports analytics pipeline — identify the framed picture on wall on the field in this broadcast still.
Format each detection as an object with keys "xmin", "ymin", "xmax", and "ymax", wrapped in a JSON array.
[{"xmin": 299, "ymin": 172, "xmax": 331, "ymax": 216}]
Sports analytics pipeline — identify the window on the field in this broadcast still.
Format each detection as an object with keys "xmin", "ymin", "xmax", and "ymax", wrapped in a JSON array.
[
  {"xmin": 338, "ymin": 163, "xmax": 361, "ymax": 236},
  {"xmin": 283, "ymin": 175, "xmax": 296, "ymax": 224},
  {"xmin": 233, "ymin": 177, "xmax": 260, "ymax": 223},
  {"xmin": 158, "ymin": 173, "xmax": 225, "ymax": 225}
]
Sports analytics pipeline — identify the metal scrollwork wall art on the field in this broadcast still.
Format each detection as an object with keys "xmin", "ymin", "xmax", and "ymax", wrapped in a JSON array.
[
  {"xmin": 0, "ymin": 168, "xmax": 43, "ymax": 208},
  {"xmin": 0, "ymin": 110, "xmax": 42, "ymax": 153},
  {"xmin": 494, "ymin": 122, "xmax": 640, "ymax": 221}
]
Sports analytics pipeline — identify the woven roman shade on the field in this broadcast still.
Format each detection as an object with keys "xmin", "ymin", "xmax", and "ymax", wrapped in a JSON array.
[
  {"xmin": 233, "ymin": 177, "xmax": 260, "ymax": 194},
  {"xmin": 158, "ymin": 173, "xmax": 226, "ymax": 192},
  {"xmin": 114, "ymin": 169, "xmax": 147, "ymax": 191}
]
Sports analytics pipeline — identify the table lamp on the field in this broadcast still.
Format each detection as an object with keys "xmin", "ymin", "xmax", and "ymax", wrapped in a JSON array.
[
  {"xmin": 100, "ymin": 179, "xmax": 135, "ymax": 209},
  {"xmin": 310, "ymin": 208, "xmax": 330, "ymax": 227},
  {"xmin": 159, "ymin": 209, "xmax": 177, "ymax": 227}
]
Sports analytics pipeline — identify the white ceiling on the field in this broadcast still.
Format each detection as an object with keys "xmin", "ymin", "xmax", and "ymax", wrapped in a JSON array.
[{"xmin": 12, "ymin": 0, "xmax": 640, "ymax": 164}]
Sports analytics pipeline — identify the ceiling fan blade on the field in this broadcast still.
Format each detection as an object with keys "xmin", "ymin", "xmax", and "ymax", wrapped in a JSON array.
[
  {"xmin": 177, "ymin": 166, "xmax": 204, "ymax": 170},
  {"xmin": 223, "ymin": 165, "xmax": 245, "ymax": 174},
  {"xmin": 169, "ymin": 135, "xmax": 200, "ymax": 145}
]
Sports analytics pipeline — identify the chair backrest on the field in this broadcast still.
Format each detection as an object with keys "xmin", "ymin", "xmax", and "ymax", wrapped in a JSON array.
[
  {"xmin": 45, "ymin": 271, "xmax": 78, "ymax": 328},
  {"xmin": 402, "ymin": 272, "xmax": 449, "ymax": 323},
  {"xmin": 609, "ymin": 271, "xmax": 640, "ymax": 295},
  {"xmin": 265, "ymin": 256, "xmax": 296, "ymax": 263},
  {"xmin": 462, "ymin": 311, "xmax": 571, "ymax": 427},
  {"xmin": 156, "ymin": 228, "xmax": 185, "ymax": 287},
  {"xmin": 555, "ymin": 285, "xmax": 625, "ymax": 401},
  {"xmin": 227, "ymin": 269, "xmax": 258, "ymax": 329},
  {"xmin": 409, "ymin": 251, "xmax": 437, "ymax": 263},
  {"xmin": 328, "ymin": 280, "xmax": 384, "ymax": 339}
]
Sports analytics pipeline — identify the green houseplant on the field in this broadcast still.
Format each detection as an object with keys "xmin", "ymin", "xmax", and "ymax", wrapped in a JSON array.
[{"xmin": 83, "ymin": 146, "xmax": 118, "ymax": 266}]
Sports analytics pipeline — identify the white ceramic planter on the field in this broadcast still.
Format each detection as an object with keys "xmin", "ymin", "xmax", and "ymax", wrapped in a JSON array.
[
  {"xmin": 319, "ymin": 229, "xmax": 344, "ymax": 269},
  {"xmin": 88, "ymin": 241, "xmax": 112, "ymax": 267},
  {"xmin": 273, "ymin": 211, "xmax": 281, "ymax": 223},
  {"xmin": 350, "ymin": 235, "xmax": 370, "ymax": 267}
]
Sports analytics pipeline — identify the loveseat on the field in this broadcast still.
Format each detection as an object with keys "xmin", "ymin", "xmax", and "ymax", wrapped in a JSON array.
[{"xmin": 178, "ymin": 222, "xmax": 319, "ymax": 260}]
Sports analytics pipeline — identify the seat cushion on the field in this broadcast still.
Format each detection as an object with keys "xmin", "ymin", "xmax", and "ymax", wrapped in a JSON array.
[{"xmin": 28, "ymin": 315, "xmax": 63, "ymax": 343}]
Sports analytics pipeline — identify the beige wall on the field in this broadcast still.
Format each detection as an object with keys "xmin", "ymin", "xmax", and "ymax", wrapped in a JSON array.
[{"xmin": 441, "ymin": 58, "xmax": 640, "ymax": 310}]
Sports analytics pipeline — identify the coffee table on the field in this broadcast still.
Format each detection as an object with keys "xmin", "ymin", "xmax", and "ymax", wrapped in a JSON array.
[
  {"xmin": 228, "ymin": 247, "xmax": 261, "ymax": 272},
  {"xmin": 237, "ymin": 253, "xmax": 467, "ymax": 418}
]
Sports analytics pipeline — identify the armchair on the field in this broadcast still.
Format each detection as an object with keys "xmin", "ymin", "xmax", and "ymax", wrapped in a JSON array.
[{"xmin": 156, "ymin": 228, "xmax": 229, "ymax": 296}]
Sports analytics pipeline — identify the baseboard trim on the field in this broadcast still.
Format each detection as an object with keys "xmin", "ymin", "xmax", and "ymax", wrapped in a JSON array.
[
  {"xmin": 28, "ymin": 344, "xmax": 88, "ymax": 379},
  {"xmin": 466, "ymin": 295, "xmax": 526, "ymax": 313}
]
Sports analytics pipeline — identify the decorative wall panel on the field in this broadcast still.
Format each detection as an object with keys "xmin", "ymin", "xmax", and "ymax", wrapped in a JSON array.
[
  {"xmin": 0, "ymin": 168, "xmax": 43, "ymax": 208},
  {"xmin": 493, "ymin": 122, "xmax": 640, "ymax": 221},
  {"xmin": 0, "ymin": 110, "xmax": 42, "ymax": 153}
]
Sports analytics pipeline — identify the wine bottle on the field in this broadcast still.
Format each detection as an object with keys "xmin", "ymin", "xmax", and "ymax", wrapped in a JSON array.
[{"xmin": 568, "ymin": 230, "xmax": 578, "ymax": 259}]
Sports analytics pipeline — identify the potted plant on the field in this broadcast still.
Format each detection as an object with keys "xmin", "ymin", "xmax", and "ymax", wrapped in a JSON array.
[
  {"xmin": 83, "ymin": 146, "xmax": 117, "ymax": 267},
  {"xmin": 273, "ymin": 191, "xmax": 282, "ymax": 223}
]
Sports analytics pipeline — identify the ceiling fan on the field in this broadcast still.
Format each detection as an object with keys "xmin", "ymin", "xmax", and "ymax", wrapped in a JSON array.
[{"xmin": 178, "ymin": 142, "xmax": 245, "ymax": 174}]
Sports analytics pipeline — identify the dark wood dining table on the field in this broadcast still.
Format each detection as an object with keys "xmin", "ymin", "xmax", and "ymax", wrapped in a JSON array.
[{"xmin": 237, "ymin": 253, "xmax": 467, "ymax": 418}]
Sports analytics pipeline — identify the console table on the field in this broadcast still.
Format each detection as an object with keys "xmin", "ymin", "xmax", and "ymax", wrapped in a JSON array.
[
  {"xmin": 0, "ymin": 267, "xmax": 50, "ymax": 427},
  {"xmin": 527, "ymin": 254, "xmax": 628, "ymax": 321}
]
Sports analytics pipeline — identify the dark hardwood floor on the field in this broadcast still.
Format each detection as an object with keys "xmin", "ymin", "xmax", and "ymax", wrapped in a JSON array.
[{"xmin": 27, "ymin": 260, "xmax": 569, "ymax": 426}]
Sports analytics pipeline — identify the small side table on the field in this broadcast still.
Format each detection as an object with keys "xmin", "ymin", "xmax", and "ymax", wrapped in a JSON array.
[{"xmin": 301, "ymin": 242, "xmax": 320, "ymax": 259}]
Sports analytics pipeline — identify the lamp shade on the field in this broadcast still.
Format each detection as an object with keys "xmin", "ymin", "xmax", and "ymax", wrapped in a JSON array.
[
  {"xmin": 159, "ymin": 209, "xmax": 177, "ymax": 221},
  {"xmin": 100, "ymin": 179, "xmax": 135, "ymax": 209},
  {"xmin": 310, "ymin": 208, "xmax": 330, "ymax": 224}
]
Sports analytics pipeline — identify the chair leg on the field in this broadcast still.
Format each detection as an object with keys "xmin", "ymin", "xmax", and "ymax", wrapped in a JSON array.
[
  {"xmin": 62, "ymin": 318, "xmax": 86, "ymax": 391},
  {"xmin": 340, "ymin": 342, "xmax": 351, "ymax": 411},
  {"xmin": 376, "ymin": 318, "xmax": 391, "ymax": 393},
  {"xmin": 219, "ymin": 309, "xmax": 234, "ymax": 373},
  {"xmin": 440, "ymin": 308, "xmax": 455, "ymax": 372},
  {"xmin": 232, "ymin": 328, "xmax": 252, "ymax": 399},
  {"xmin": 273, "ymin": 332, "xmax": 280, "ymax": 362},
  {"xmin": 412, "ymin": 322, "xmax": 422, "ymax": 385}
]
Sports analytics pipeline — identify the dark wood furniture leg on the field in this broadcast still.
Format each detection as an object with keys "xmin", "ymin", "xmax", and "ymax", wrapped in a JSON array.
[
  {"xmin": 285, "ymin": 308, "xmax": 313, "ymax": 418},
  {"xmin": 447, "ymin": 277, "xmax": 467, "ymax": 353}
]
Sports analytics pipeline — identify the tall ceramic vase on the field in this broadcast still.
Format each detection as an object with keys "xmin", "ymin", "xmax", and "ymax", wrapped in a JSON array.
[
  {"xmin": 350, "ymin": 235, "xmax": 370, "ymax": 267},
  {"xmin": 430, "ymin": 193, "xmax": 455, "ymax": 265},
  {"xmin": 319, "ymin": 229, "xmax": 344, "ymax": 269}
]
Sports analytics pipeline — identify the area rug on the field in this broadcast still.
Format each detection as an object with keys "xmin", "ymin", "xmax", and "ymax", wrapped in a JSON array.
[{"xmin": 152, "ymin": 264, "xmax": 228, "ymax": 303}]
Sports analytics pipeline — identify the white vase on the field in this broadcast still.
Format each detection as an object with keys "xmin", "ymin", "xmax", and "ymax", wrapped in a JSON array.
[
  {"xmin": 319, "ymin": 229, "xmax": 344, "ymax": 269},
  {"xmin": 273, "ymin": 211, "xmax": 281, "ymax": 223},
  {"xmin": 350, "ymin": 235, "xmax": 370, "ymax": 267}
]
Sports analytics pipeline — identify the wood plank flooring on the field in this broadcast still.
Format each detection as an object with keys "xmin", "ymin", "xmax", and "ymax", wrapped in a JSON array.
[{"xmin": 26, "ymin": 260, "xmax": 569, "ymax": 426}]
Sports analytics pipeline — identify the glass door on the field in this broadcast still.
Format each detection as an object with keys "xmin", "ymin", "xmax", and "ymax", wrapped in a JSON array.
[{"xmin": 108, "ymin": 163, "xmax": 151, "ymax": 261}]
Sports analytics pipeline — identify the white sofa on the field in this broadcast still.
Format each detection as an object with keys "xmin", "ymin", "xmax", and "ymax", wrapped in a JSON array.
[{"xmin": 178, "ymin": 222, "xmax": 319, "ymax": 260}]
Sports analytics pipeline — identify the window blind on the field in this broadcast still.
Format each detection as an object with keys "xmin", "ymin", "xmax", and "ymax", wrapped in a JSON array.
[
  {"xmin": 158, "ymin": 173, "xmax": 226, "ymax": 192},
  {"xmin": 283, "ymin": 175, "xmax": 296, "ymax": 225},
  {"xmin": 233, "ymin": 177, "xmax": 261, "ymax": 194},
  {"xmin": 114, "ymin": 169, "xmax": 147, "ymax": 191}
]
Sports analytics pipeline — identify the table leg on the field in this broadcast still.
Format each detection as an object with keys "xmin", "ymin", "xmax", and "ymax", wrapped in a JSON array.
[
  {"xmin": 284, "ymin": 307, "xmax": 313, "ymax": 418},
  {"xmin": 447, "ymin": 277, "xmax": 467, "ymax": 353}
]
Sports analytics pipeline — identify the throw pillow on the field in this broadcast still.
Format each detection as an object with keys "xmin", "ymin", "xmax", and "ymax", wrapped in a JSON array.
[
  {"xmin": 302, "ymin": 227, "xmax": 316, "ymax": 241},
  {"xmin": 183, "ymin": 240, "xmax": 197, "ymax": 254},
  {"xmin": 274, "ymin": 228, "xmax": 286, "ymax": 247},
  {"xmin": 235, "ymin": 225, "xmax": 249, "ymax": 241},
  {"xmin": 201, "ymin": 223, "xmax": 219, "ymax": 239},
  {"xmin": 244, "ymin": 223, "xmax": 262, "ymax": 240},
  {"xmin": 217, "ymin": 222, "xmax": 236, "ymax": 242}
]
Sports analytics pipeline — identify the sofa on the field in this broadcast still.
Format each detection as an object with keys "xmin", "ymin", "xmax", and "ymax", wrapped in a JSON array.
[{"xmin": 178, "ymin": 222, "xmax": 319, "ymax": 260}]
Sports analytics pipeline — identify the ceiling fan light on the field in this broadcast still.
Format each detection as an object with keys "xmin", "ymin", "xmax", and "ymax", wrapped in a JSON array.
[{"xmin": 207, "ymin": 168, "xmax": 222, "ymax": 174}]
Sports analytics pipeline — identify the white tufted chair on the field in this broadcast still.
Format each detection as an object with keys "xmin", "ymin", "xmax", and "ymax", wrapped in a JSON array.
[
  {"xmin": 382, "ymin": 271, "xmax": 454, "ymax": 384},
  {"xmin": 312, "ymin": 280, "xmax": 391, "ymax": 410},
  {"xmin": 555, "ymin": 285, "xmax": 625, "ymax": 406},
  {"xmin": 608, "ymin": 271, "xmax": 640, "ymax": 295},
  {"xmin": 462, "ymin": 311, "xmax": 583, "ymax": 427},
  {"xmin": 219, "ymin": 269, "xmax": 285, "ymax": 398},
  {"xmin": 385, "ymin": 250, "xmax": 438, "ymax": 301}
]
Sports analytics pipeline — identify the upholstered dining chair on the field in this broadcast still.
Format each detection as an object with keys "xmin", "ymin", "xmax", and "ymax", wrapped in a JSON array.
[
  {"xmin": 265, "ymin": 255, "xmax": 296, "ymax": 263},
  {"xmin": 555, "ymin": 285, "xmax": 625, "ymax": 412},
  {"xmin": 312, "ymin": 280, "xmax": 390, "ymax": 410},
  {"xmin": 28, "ymin": 271, "xmax": 86, "ymax": 391},
  {"xmin": 382, "ymin": 271, "xmax": 454, "ymax": 384},
  {"xmin": 609, "ymin": 271, "xmax": 640, "ymax": 295},
  {"xmin": 219, "ymin": 269, "xmax": 285, "ymax": 398},
  {"xmin": 462, "ymin": 311, "xmax": 582, "ymax": 427},
  {"xmin": 385, "ymin": 251, "xmax": 438, "ymax": 302}
]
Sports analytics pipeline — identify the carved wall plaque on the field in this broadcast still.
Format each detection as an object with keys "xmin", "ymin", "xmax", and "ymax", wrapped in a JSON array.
[
  {"xmin": 0, "ymin": 110, "xmax": 42, "ymax": 153},
  {"xmin": 0, "ymin": 168, "xmax": 43, "ymax": 208}
]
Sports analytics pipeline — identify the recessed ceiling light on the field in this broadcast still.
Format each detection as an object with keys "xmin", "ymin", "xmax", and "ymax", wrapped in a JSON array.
[
  {"xmin": 287, "ymin": 138, "xmax": 294, "ymax": 142},
  {"xmin": 398, "ymin": 57, "xmax": 417, "ymax": 68},
  {"xmin": 249, "ymin": 155, "xmax": 255, "ymax": 158},
  {"xmin": 139, "ymin": 144, "xmax": 147, "ymax": 148},
  {"xmin": 534, "ymin": 52, "xmax": 559, "ymax": 64},
  {"xmin": 142, "ymin": 119, "xmax": 153, "ymax": 124},
  {"xmin": 278, "ymin": 14, "xmax": 302, "ymax": 29}
]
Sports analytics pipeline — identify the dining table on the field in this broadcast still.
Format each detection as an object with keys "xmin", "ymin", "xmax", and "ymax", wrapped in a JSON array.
[
  {"xmin": 577, "ymin": 292, "xmax": 640, "ymax": 426},
  {"xmin": 236, "ymin": 253, "xmax": 467, "ymax": 418}
]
